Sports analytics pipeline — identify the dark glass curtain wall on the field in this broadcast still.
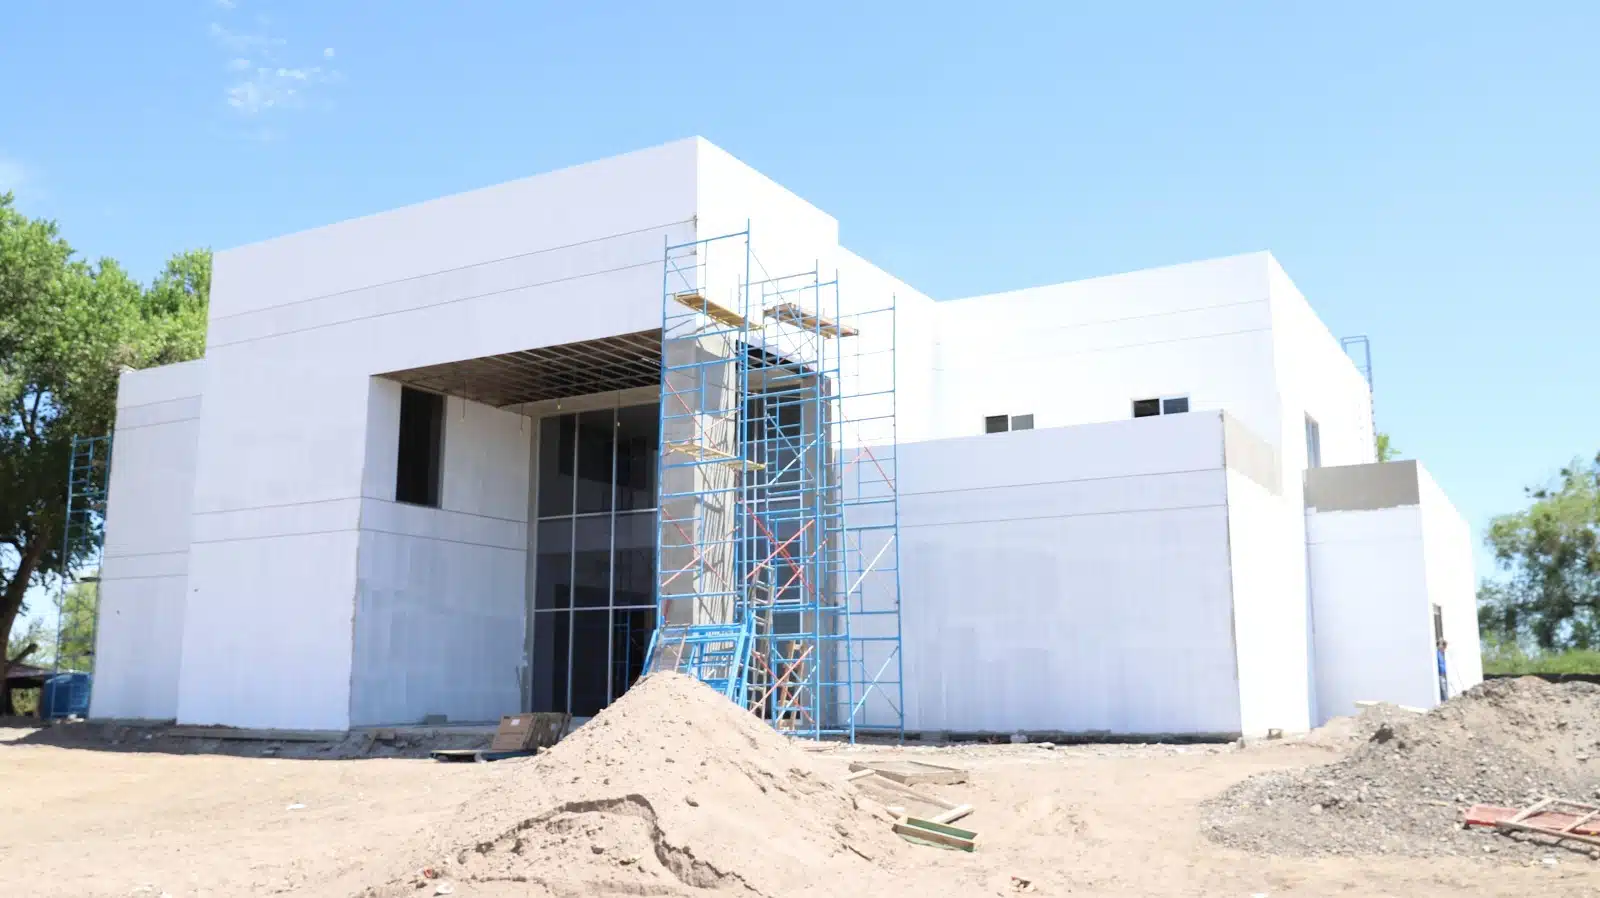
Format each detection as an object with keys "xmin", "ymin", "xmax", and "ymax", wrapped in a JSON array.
[{"xmin": 530, "ymin": 403, "xmax": 658, "ymax": 716}]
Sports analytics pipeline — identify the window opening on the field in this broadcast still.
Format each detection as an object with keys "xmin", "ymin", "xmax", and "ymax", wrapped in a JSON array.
[{"xmin": 395, "ymin": 387, "xmax": 444, "ymax": 507}]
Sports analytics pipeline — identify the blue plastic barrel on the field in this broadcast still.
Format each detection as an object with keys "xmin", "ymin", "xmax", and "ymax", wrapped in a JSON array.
[{"xmin": 42, "ymin": 672, "xmax": 92, "ymax": 720}]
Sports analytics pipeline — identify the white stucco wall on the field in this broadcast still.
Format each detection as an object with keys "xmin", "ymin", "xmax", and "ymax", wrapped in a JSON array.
[
  {"xmin": 1225, "ymin": 468, "xmax": 1313, "ymax": 736},
  {"xmin": 348, "ymin": 385, "xmax": 531, "ymax": 725},
  {"xmin": 90, "ymin": 361, "xmax": 206, "ymax": 721},
  {"xmin": 933, "ymin": 253, "xmax": 1281, "ymax": 445},
  {"xmin": 173, "ymin": 140, "xmax": 699, "ymax": 729},
  {"xmin": 897, "ymin": 412, "xmax": 1242, "ymax": 735},
  {"xmin": 1266, "ymin": 258, "xmax": 1377, "ymax": 473}
]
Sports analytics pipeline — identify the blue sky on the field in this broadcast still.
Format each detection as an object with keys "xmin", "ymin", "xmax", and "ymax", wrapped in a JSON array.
[{"xmin": 2, "ymin": 1, "xmax": 1596, "ymax": 581}]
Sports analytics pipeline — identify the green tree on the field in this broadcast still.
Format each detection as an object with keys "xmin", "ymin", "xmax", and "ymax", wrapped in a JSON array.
[
  {"xmin": 0, "ymin": 193, "xmax": 209, "ymax": 686},
  {"xmin": 1478, "ymin": 453, "xmax": 1600, "ymax": 650},
  {"xmin": 1376, "ymin": 432, "xmax": 1400, "ymax": 462},
  {"xmin": 52, "ymin": 579, "xmax": 97, "ymax": 672}
]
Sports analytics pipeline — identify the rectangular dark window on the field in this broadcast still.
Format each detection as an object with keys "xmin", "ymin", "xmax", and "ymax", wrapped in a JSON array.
[
  {"xmin": 1305, "ymin": 414, "xmax": 1322, "ymax": 468},
  {"xmin": 395, "ymin": 386, "xmax": 444, "ymax": 507},
  {"xmin": 1010, "ymin": 414, "xmax": 1034, "ymax": 431},
  {"xmin": 1132, "ymin": 398, "xmax": 1161, "ymax": 418},
  {"xmin": 1162, "ymin": 396, "xmax": 1189, "ymax": 415},
  {"xmin": 984, "ymin": 415, "xmax": 1010, "ymax": 434}
]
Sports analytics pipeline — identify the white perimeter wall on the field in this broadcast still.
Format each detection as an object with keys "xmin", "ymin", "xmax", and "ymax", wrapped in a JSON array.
[
  {"xmin": 174, "ymin": 140, "xmax": 698, "ymax": 729},
  {"xmin": 1419, "ymin": 465, "xmax": 1483, "ymax": 695},
  {"xmin": 898, "ymin": 412, "xmax": 1242, "ymax": 735},
  {"xmin": 1306, "ymin": 461, "xmax": 1481, "ymax": 723},
  {"xmin": 92, "ymin": 360, "xmax": 205, "ymax": 720},
  {"xmin": 1307, "ymin": 503, "xmax": 1438, "ymax": 719}
]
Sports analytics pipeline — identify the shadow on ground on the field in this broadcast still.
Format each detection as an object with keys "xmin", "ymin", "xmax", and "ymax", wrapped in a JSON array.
[{"xmin": 0, "ymin": 717, "xmax": 490, "ymax": 759}]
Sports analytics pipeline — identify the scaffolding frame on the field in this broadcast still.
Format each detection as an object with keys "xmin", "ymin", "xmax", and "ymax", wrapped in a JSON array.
[
  {"xmin": 54, "ymin": 433, "xmax": 112, "ymax": 674},
  {"xmin": 643, "ymin": 227, "xmax": 904, "ymax": 741}
]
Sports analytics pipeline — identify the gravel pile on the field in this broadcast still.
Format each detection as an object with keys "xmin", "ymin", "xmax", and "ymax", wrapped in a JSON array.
[{"xmin": 1204, "ymin": 677, "xmax": 1600, "ymax": 859}]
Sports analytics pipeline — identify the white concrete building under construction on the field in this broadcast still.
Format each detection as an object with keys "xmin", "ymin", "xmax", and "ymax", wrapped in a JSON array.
[{"xmin": 89, "ymin": 138, "xmax": 1483, "ymax": 739}]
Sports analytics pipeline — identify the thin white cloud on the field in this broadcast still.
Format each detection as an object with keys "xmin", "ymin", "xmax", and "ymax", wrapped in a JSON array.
[
  {"xmin": 226, "ymin": 66, "xmax": 333, "ymax": 114},
  {"xmin": 208, "ymin": 20, "xmax": 341, "ymax": 119},
  {"xmin": 214, "ymin": 0, "xmax": 237, "ymax": 8}
]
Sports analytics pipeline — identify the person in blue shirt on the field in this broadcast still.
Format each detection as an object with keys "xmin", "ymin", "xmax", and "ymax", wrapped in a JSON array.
[{"xmin": 1436, "ymin": 639, "xmax": 1449, "ymax": 702}]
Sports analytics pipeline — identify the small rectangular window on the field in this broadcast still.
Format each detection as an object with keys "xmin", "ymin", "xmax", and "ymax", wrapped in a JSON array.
[
  {"xmin": 1305, "ymin": 414, "xmax": 1322, "ymax": 469},
  {"xmin": 1010, "ymin": 414, "xmax": 1034, "ymax": 431},
  {"xmin": 396, "ymin": 386, "xmax": 444, "ymax": 506},
  {"xmin": 1135, "ymin": 396, "xmax": 1189, "ymax": 418},
  {"xmin": 984, "ymin": 414, "xmax": 1010, "ymax": 434}
]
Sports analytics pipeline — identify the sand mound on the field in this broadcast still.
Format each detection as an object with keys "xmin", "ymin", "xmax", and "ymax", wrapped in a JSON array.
[
  {"xmin": 361, "ymin": 672, "xmax": 940, "ymax": 897},
  {"xmin": 1205, "ymin": 677, "xmax": 1600, "ymax": 858}
]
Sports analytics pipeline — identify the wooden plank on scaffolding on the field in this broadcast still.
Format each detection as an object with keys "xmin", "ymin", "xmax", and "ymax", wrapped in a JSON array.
[
  {"xmin": 671, "ymin": 291, "xmax": 749, "ymax": 329},
  {"xmin": 763, "ymin": 302, "xmax": 859, "ymax": 338},
  {"xmin": 663, "ymin": 440, "xmax": 766, "ymax": 471}
]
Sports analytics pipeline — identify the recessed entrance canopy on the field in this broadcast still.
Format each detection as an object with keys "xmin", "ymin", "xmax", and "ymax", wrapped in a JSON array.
[{"xmin": 383, "ymin": 330, "xmax": 663, "ymax": 407}]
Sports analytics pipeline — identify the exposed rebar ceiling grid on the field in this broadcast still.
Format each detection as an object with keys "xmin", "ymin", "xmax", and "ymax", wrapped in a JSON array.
[{"xmin": 382, "ymin": 330, "xmax": 663, "ymax": 407}]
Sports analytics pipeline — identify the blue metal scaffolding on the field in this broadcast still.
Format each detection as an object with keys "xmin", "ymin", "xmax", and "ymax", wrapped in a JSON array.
[
  {"xmin": 54, "ymin": 433, "xmax": 113, "ymax": 677},
  {"xmin": 642, "ymin": 227, "xmax": 904, "ymax": 740}
]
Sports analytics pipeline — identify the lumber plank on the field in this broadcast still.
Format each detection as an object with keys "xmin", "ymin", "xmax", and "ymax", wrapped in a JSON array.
[
  {"xmin": 893, "ymin": 817, "xmax": 977, "ymax": 852},
  {"xmin": 848, "ymin": 759, "xmax": 968, "ymax": 786},
  {"xmin": 931, "ymin": 804, "xmax": 974, "ymax": 825},
  {"xmin": 852, "ymin": 772, "xmax": 960, "ymax": 810}
]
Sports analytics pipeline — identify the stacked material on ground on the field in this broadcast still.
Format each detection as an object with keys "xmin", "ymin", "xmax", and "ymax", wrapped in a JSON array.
[{"xmin": 1205, "ymin": 677, "xmax": 1600, "ymax": 859}]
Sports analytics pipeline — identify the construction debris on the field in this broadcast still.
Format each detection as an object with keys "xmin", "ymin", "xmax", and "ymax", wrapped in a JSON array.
[
  {"xmin": 892, "ymin": 816, "xmax": 978, "ymax": 852},
  {"xmin": 1466, "ymin": 797, "xmax": 1600, "ymax": 850},
  {"xmin": 430, "ymin": 712, "xmax": 570, "ymax": 763},
  {"xmin": 1204, "ymin": 677, "xmax": 1600, "ymax": 859},
  {"xmin": 487, "ymin": 712, "xmax": 570, "ymax": 752}
]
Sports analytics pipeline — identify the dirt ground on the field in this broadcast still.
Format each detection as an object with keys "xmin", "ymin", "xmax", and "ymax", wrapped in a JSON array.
[{"xmin": 4, "ymin": 715, "xmax": 1597, "ymax": 897}]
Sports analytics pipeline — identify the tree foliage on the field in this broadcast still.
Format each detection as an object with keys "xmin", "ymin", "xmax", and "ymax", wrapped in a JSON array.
[
  {"xmin": 52, "ymin": 579, "xmax": 97, "ymax": 672},
  {"xmin": 1376, "ymin": 432, "xmax": 1399, "ymax": 462},
  {"xmin": 0, "ymin": 192, "xmax": 209, "ymax": 682},
  {"xmin": 1479, "ymin": 453, "xmax": 1600, "ymax": 650}
]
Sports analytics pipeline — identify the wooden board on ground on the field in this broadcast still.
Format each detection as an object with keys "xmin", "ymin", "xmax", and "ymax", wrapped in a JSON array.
[
  {"xmin": 1466, "ymin": 799, "xmax": 1600, "ymax": 844},
  {"xmin": 848, "ymin": 759, "xmax": 968, "ymax": 786},
  {"xmin": 489, "ymin": 712, "xmax": 570, "ymax": 752},
  {"xmin": 847, "ymin": 770, "xmax": 968, "ymax": 828},
  {"xmin": 893, "ymin": 816, "xmax": 978, "ymax": 851},
  {"xmin": 430, "ymin": 749, "xmax": 536, "ymax": 764}
]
